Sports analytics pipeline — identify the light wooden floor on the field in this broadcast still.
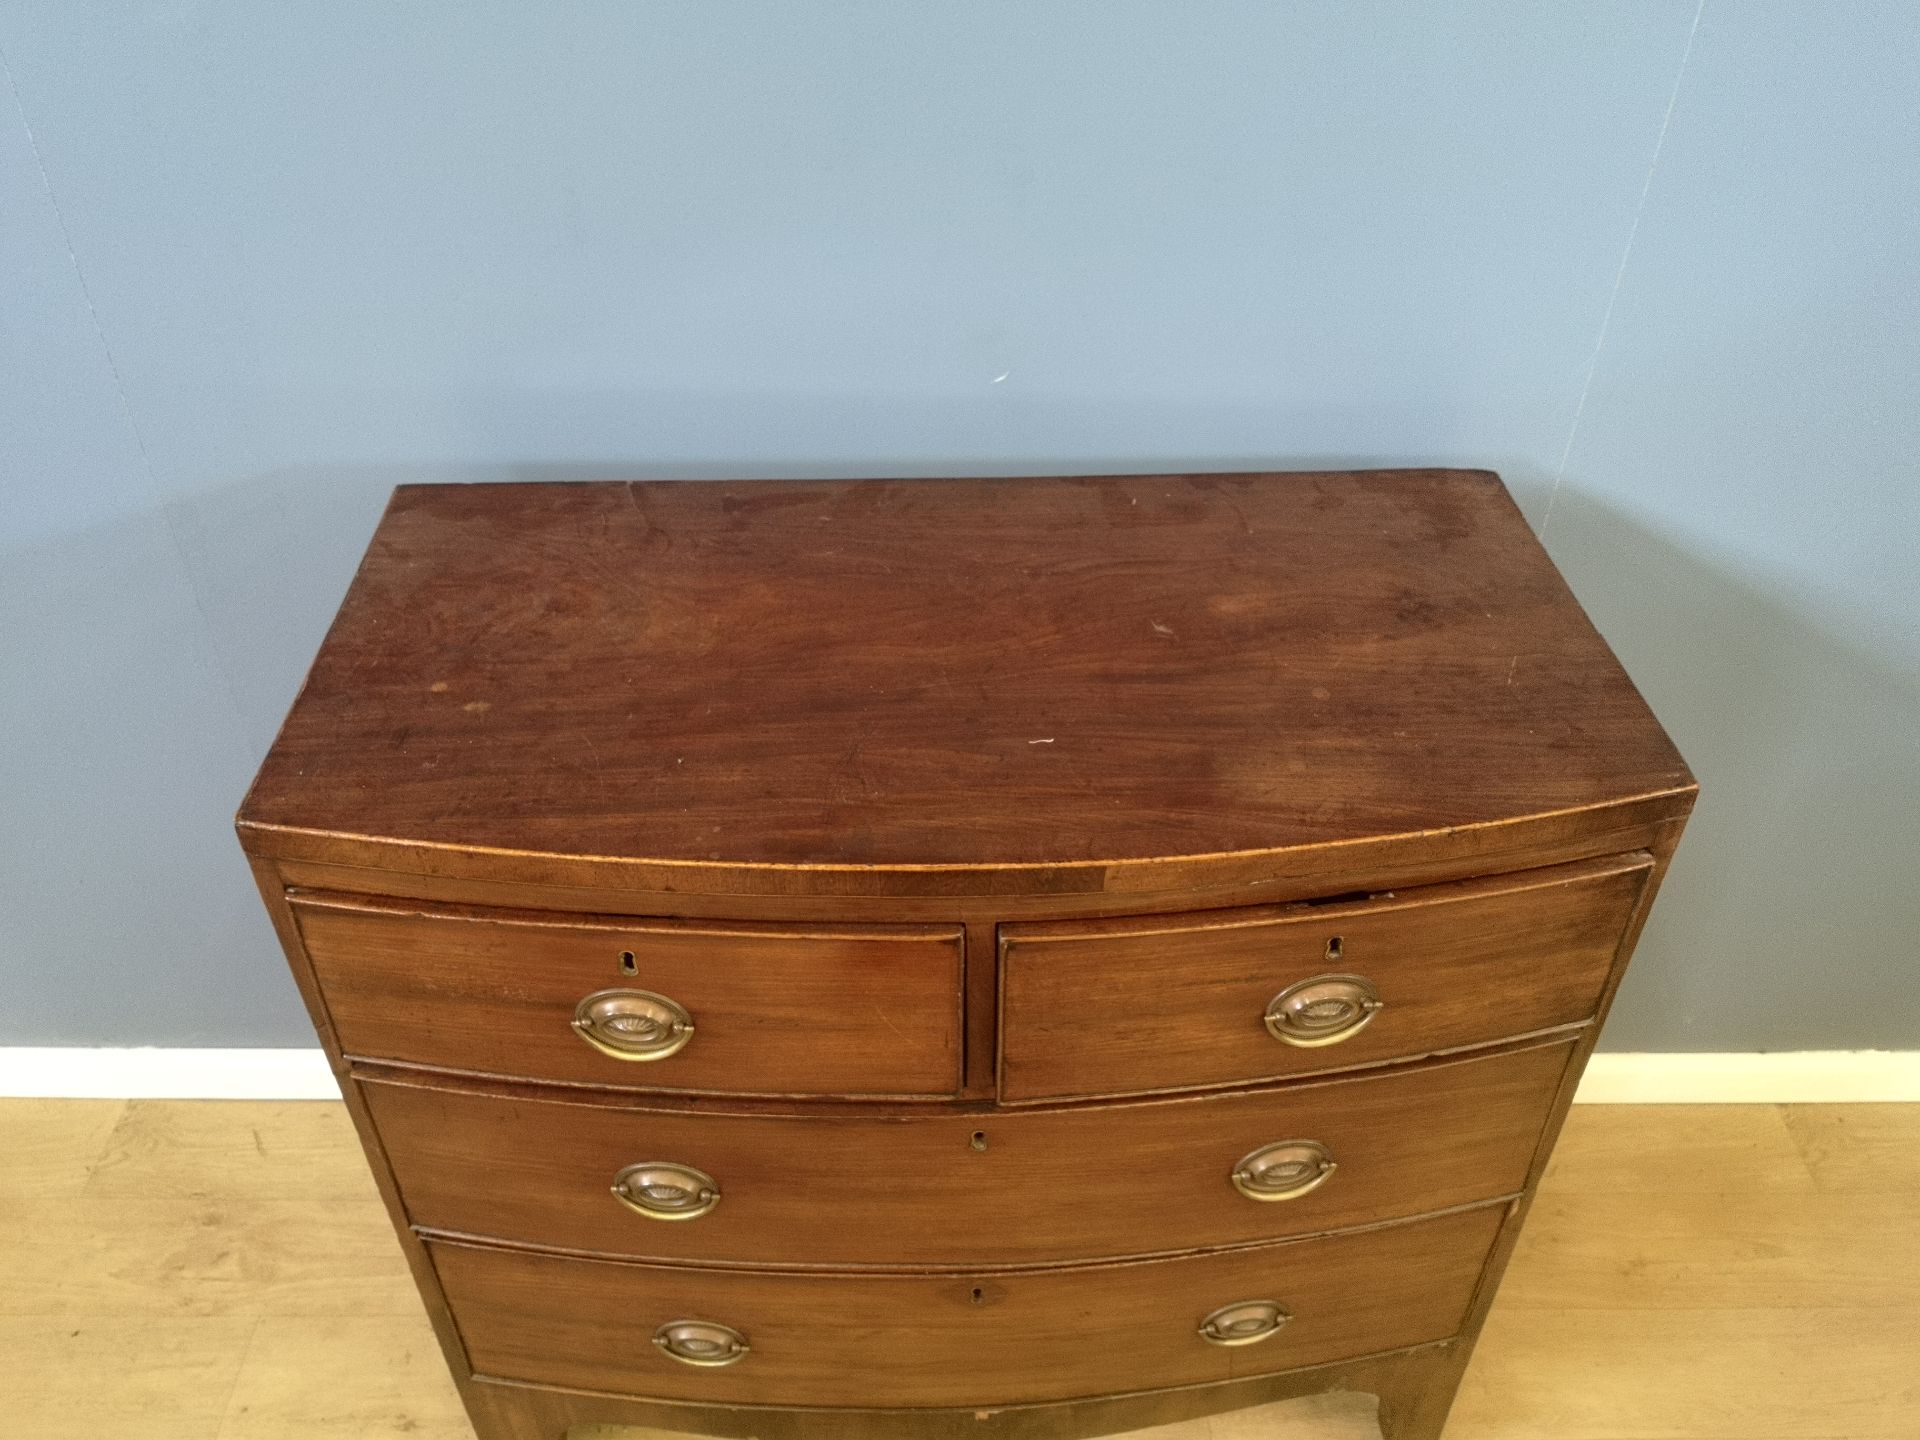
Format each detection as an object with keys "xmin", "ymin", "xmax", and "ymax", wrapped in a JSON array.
[{"xmin": 2, "ymin": 1100, "xmax": 1915, "ymax": 1439}]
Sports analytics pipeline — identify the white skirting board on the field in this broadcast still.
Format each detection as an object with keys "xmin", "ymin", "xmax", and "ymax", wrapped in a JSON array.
[
  {"xmin": 1574, "ymin": 1050, "xmax": 1920, "ymax": 1104},
  {"xmin": 0, "ymin": 1048, "xmax": 341, "ymax": 1100},
  {"xmin": 0, "ymin": 1047, "xmax": 1915, "ymax": 1102}
]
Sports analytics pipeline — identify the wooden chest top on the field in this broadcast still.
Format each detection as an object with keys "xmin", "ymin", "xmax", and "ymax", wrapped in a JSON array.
[{"xmin": 237, "ymin": 471, "xmax": 1693, "ymax": 892}]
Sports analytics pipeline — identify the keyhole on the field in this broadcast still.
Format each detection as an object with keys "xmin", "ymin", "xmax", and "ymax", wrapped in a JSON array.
[
  {"xmin": 970, "ymin": 1286, "xmax": 985, "ymax": 1304},
  {"xmin": 970, "ymin": 1131, "xmax": 988, "ymax": 1152},
  {"xmin": 1325, "ymin": 936, "xmax": 1343, "ymax": 963},
  {"xmin": 618, "ymin": 951, "xmax": 637, "ymax": 975}
]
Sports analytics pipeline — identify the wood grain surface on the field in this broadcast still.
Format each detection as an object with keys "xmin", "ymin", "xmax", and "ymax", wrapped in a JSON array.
[
  {"xmin": 236, "ymin": 473, "xmax": 1694, "ymax": 896},
  {"xmin": 363, "ymin": 1039, "xmax": 1570, "ymax": 1268},
  {"xmin": 999, "ymin": 855, "xmax": 1646, "ymax": 1100},
  {"xmin": 429, "ymin": 1205, "xmax": 1504, "ymax": 1408},
  {"xmin": 293, "ymin": 893, "xmax": 964, "ymax": 1098}
]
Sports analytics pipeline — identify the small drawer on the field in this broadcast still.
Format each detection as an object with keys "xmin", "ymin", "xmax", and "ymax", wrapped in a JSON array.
[
  {"xmin": 366, "ymin": 1038, "xmax": 1568, "ymax": 1267},
  {"xmin": 430, "ymin": 1203, "xmax": 1503, "ymax": 1408},
  {"xmin": 998, "ymin": 853, "xmax": 1650, "ymax": 1101},
  {"xmin": 293, "ymin": 894, "xmax": 963, "ymax": 1098}
]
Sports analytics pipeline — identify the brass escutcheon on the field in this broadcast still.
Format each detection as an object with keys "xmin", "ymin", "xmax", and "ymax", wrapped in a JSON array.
[
  {"xmin": 1198, "ymin": 1299, "xmax": 1291, "ymax": 1347},
  {"xmin": 611, "ymin": 1161, "xmax": 721, "ymax": 1221},
  {"xmin": 1231, "ymin": 1138, "xmax": 1337, "ymax": 1202},
  {"xmin": 653, "ymin": 1319, "xmax": 749, "ymax": 1367},
  {"xmin": 571, "ymin": 988, "xmax": 696, "ymax": 1061},
  {"xmin": 1263, "ymin": 973, "xmax": 1383, "ymax": 1048}
]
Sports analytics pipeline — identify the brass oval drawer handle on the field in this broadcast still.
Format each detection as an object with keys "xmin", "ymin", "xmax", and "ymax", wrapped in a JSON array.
[
  {"xmin": 653, "ymin": 1319, "xmax": 749, "ymax": 1367},
  {"xmin": 1231, "ymin": 1139, "xmax": 1337, "ymax": 1202},
  {"xmin": 1198, "ymin": 1299, "xmax": 1291, "ymax": 1347},
  {"xmin": 572, "ymin": 988, "xmax": 695, "ymax": 1061},
  {"xmin": 612, "ymin": 1162, "xmax": 720, "ymax": 1221},
  {"xmin": 1263, "ymin": 973, "xmax": 1382, "ymax": 1048}
]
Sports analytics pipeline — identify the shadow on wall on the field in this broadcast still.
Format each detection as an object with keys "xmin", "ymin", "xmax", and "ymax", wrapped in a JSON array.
[
  {"xmin": 4, "ymin": 453, "xmax": 1544, "ymax": 1047},
  {"xmin": 205, "ymin": 462, "xmax": 1912, "ymax": 1055},
  {"xmin": 9, "ymin": 461, "xmax": 1907, "ymax": 1051},
  {"xmin": 1544, "ymin": 485, "xmax": 1920, "ymax": 1053}
]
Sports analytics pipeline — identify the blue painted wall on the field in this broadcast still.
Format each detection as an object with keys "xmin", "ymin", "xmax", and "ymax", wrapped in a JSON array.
[{"xmin": 4, "ymin": 3, "xmax": 1914, "ymax": 1049}]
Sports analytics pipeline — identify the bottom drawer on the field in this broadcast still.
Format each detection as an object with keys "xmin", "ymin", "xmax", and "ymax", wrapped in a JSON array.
[{"xmin": 431, "ymin": 1204, "xmax": 1503, "ymax": 1408}]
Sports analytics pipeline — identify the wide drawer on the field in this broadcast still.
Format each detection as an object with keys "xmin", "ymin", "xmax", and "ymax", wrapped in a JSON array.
[
  {"xmin": 998, "ymin": 853, "xmax": 1650, "ymax": 1101},
  {"xmin": 367, "ymin": 1039, "xmax": 1567, "ymax": 1267},
  {"xmin": 432, "ymin": 1204, "xmax": 1503, "ymax": 1407},
  {"xmin": 293, "ymin": 894, "xmax": 964, "ymax": 1098}
]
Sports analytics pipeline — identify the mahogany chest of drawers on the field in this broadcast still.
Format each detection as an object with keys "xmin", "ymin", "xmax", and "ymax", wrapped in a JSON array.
[{"xmin": 239, "ymin": 471, "xmax": 1694, "ymax": 1440}]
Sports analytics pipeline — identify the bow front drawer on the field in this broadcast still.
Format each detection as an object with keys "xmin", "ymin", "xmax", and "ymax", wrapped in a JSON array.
[
  {"xmin": 366, "ymin": 1038, "xmax": 1569, "ymax": 1267},
  {"xmin": 429, "ymin": 1203, "xmax": 1503, "ymax": 1408},
  {"xmin": 292, "ymin": 894, "xmax": 964, "ymax": 1098},
  {"xmin": 997, "ymin": 854, "xmax": 1651, "ymax": 1101}
]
